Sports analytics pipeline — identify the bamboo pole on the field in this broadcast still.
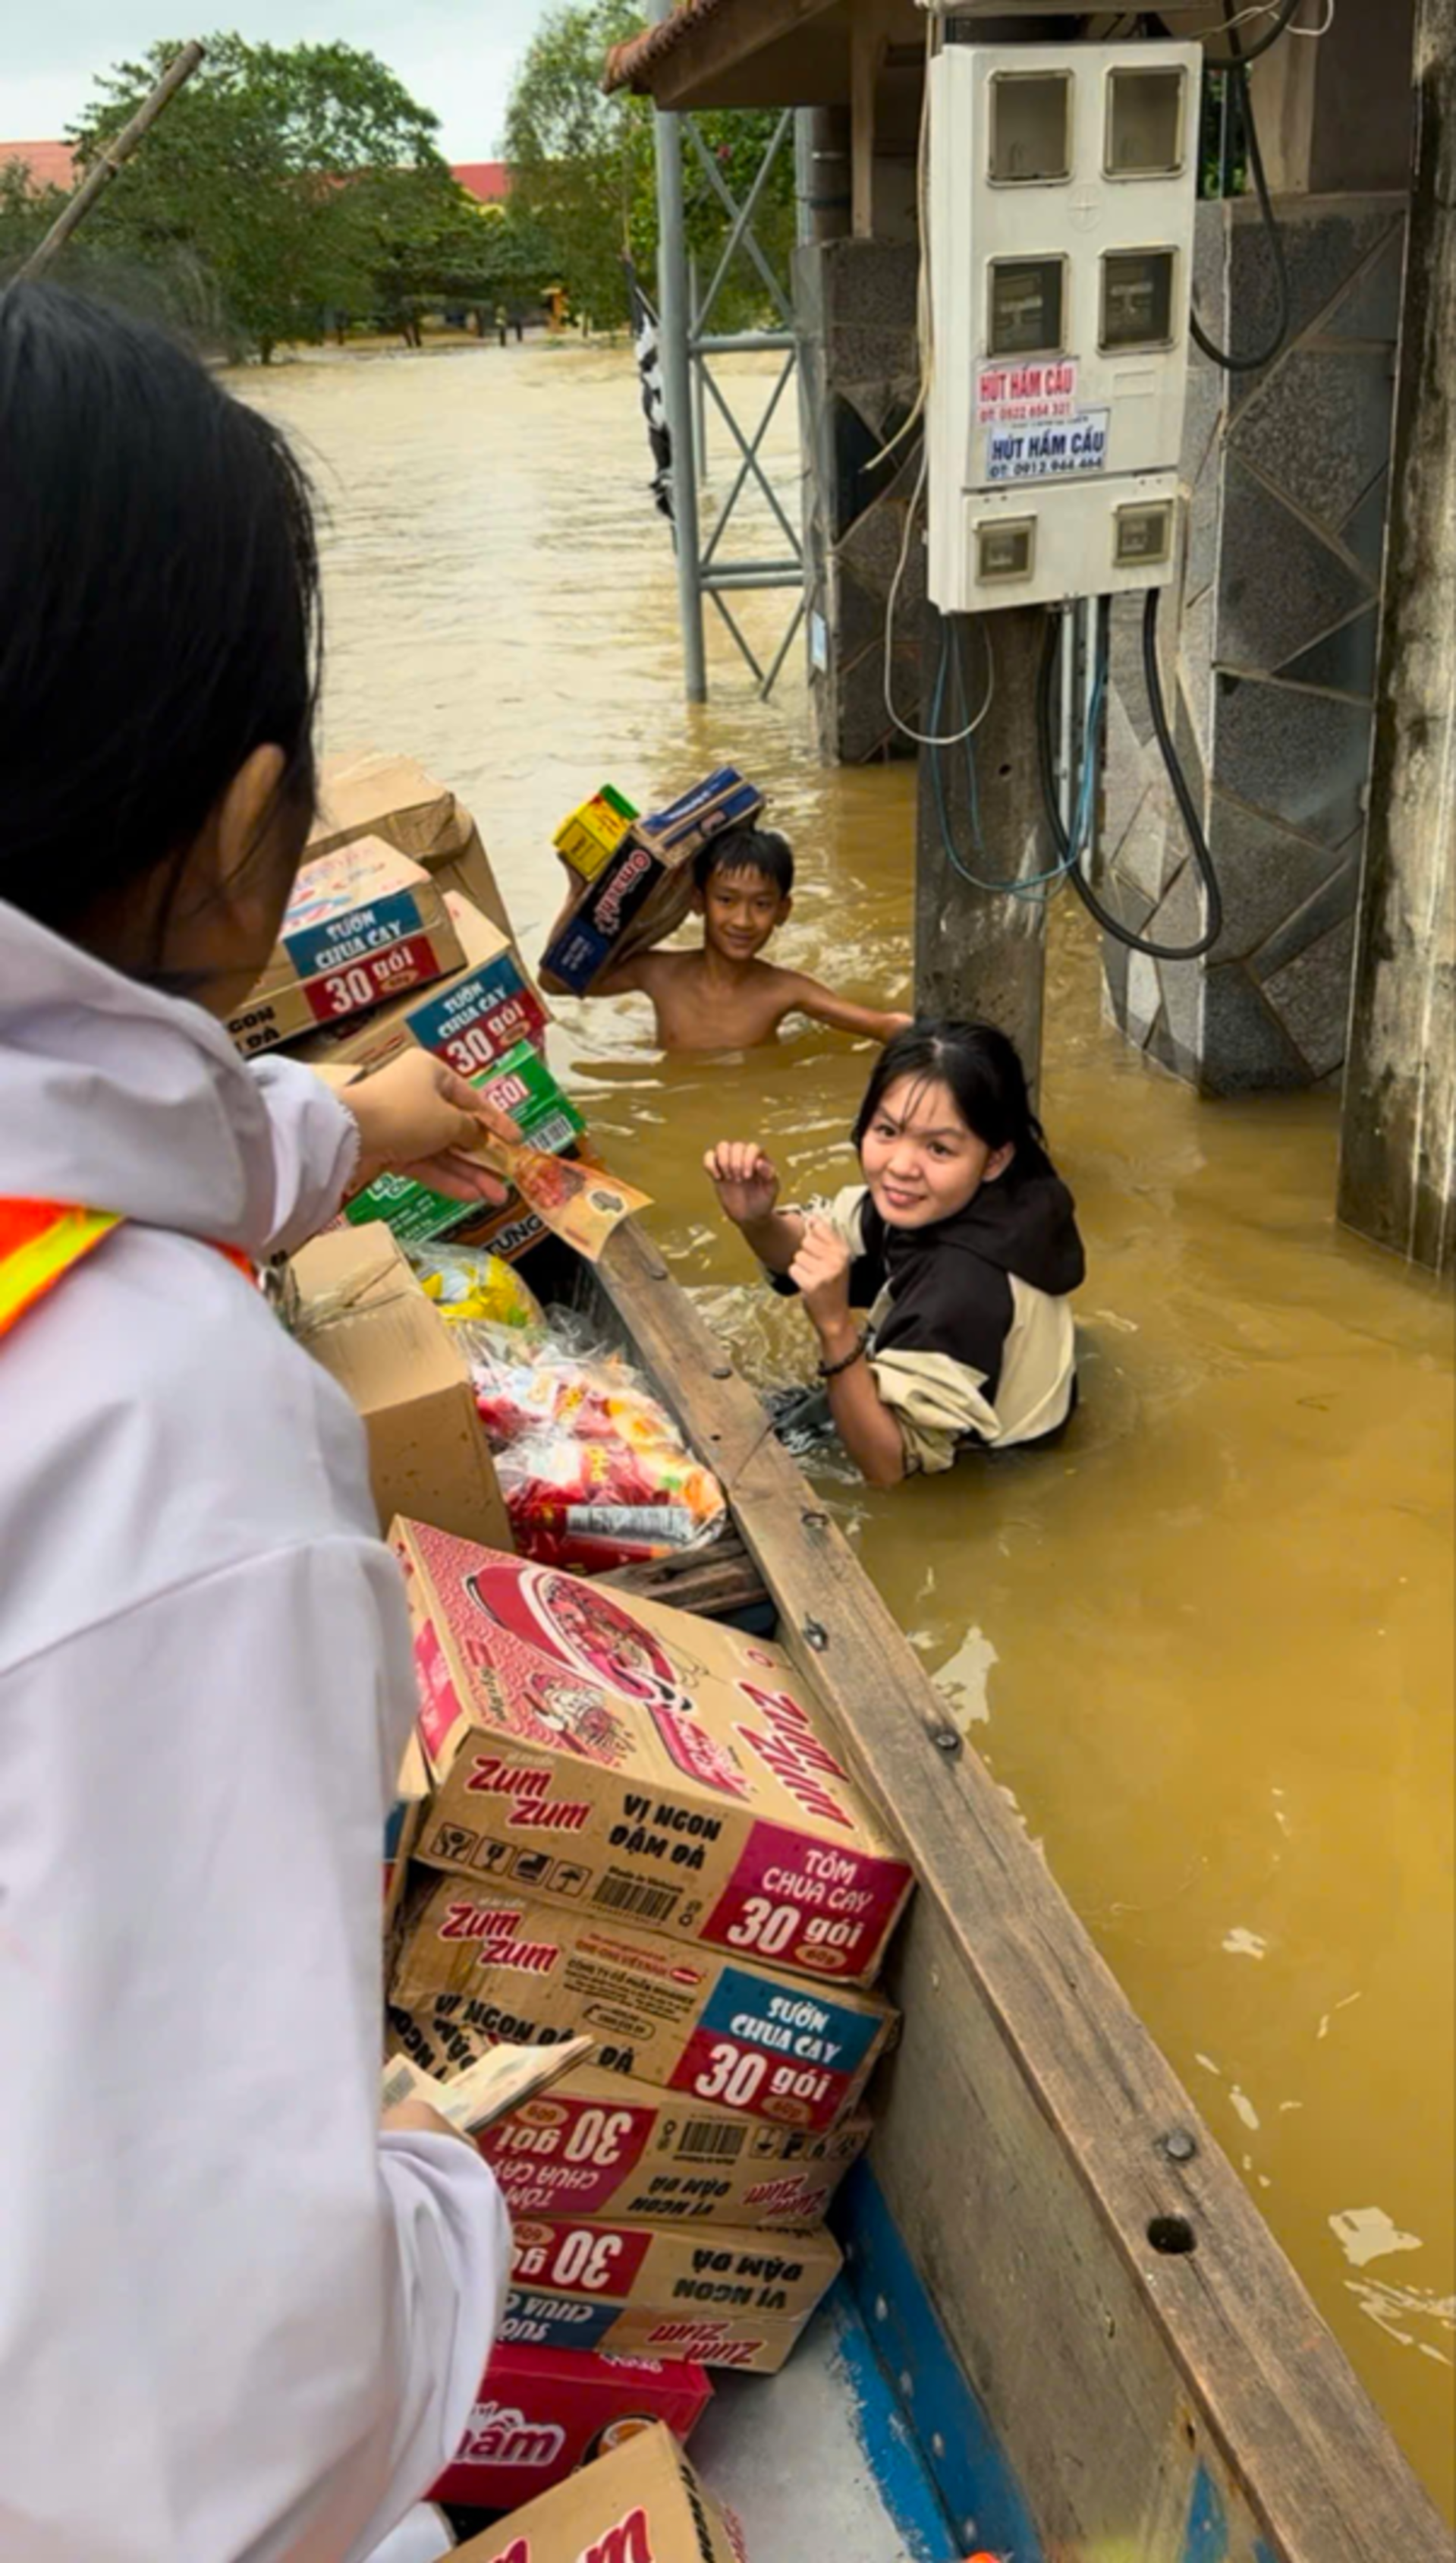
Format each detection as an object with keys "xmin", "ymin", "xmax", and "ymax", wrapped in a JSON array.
[{"xmin": 20, "ymin": 41, "xmax": 206, "ymax": 280}]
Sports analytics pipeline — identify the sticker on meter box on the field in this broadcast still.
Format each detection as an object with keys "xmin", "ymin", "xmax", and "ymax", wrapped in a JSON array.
[
  {"xmin": 976, "ymin": 360, "xmax": 1077, "ymax": 426},
  {"xmin": 985, "ymin": 409, "xmax": 1109, "ymax": 485}
]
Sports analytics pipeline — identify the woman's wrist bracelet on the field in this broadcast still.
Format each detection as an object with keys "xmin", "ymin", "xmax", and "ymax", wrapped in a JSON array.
[{"xmin": 818, "ymin": 1330, "xmax": 868, "ymax": 1381}]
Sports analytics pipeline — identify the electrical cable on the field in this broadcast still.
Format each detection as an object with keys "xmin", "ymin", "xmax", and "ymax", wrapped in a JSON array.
[
  {"xmin": 1215, "ymin": 0, "xmax": 1335, "ymax": 43},
  {"xmin": 1041, "ymin": 594, "xmax": 1225, "ymax": 961},
  {"xmin": 1189, "ymin": 1, "xmax": 1291, "ymax": 371},
  {"xmin": 932, "ymin": 621, "xmax": 1102, "ymax": 903},
  {"xmin": 1201, "ymin": 0, "xmax": 1305, "ymax": 67},
  {"xmin": 882, "ymin": 445, "xmax": 998, "ymax": 747}
]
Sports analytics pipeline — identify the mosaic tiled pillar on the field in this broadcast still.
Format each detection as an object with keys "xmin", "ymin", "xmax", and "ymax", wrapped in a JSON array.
[
  {"xmin": 794, "ymin": 238, "xmax": 922, "ymax": 764},
  {"xmin": 1098, "ymin": 194, "xmax": 1406, "ymax": 1094}
]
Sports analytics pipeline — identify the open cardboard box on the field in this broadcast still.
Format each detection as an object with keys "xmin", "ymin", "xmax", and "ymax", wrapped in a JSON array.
[
  {"xmin": 309, "ymin": 748, "xmax": 517, "ymax": 952},
  {"xmin": 289, "ymin": 1227, "xmax": 511, "ymax": 1553},
  {"xmin": 451, "ymin": 2422, "xmax": 741, "ymax": 2563},
  {"xmin": 394, "ymin": 1522, "xmax": 914, "ymax": 1987}
]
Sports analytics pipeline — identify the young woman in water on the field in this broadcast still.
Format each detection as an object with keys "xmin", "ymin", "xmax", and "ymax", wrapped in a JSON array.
[
  {"xmin": 705, "ymin": 1020, "xmax": 1086, "ymax": 1487},
  {"xmin": 0, "ymin": 283, "xmax": 520, "ymax": 2561}
]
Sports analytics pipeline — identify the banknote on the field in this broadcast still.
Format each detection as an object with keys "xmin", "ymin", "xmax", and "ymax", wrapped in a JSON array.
[
  {"xmin": 381, "ymin": 2032, "xmax": 596, "ymax": 2136},
  {"xmin": 467, "ymin": 1132, "xmax": 650, "ymax": 1261}
]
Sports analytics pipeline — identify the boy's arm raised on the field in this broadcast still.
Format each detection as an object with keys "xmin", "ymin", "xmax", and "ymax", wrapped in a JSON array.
[{"xmin": 779, "ymin": 975, "xmax": 912, "ymax": 1045}]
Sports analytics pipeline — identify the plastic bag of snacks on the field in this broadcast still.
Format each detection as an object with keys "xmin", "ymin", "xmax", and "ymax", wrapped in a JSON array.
[
  {"xmin": 407, "ymin": 1241, "xmax": 543, "ymax": 1332},
  {"xmin": 454, "ymin": 1315, "xmax": 726, "ymax": 1570}
]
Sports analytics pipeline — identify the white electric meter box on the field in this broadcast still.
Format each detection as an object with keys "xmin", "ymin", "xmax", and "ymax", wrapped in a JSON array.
[{"xmin": 926, "ymin": 41, "xmax": 1201, "ymax": 613}]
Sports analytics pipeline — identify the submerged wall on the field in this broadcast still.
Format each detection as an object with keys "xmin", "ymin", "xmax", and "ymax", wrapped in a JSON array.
[{"xmin": 1098, "ymin": 194, "xmax": 1407, "ymax": 1093}]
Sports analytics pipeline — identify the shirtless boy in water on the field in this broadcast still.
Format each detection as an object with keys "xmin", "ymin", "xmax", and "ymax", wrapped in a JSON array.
[{"xmin": 545, "ymin": 826, "xmax": 910, "ymax": 1054}]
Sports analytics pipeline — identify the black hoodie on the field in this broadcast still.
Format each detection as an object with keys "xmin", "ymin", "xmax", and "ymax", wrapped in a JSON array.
[{"xmin": 778, "ymin": 1168, "xmax": 1086, "ymax": 1466}]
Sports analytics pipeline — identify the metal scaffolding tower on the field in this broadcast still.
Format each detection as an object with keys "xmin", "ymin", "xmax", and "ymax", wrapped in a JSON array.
[{"xmin": 653, "ymin": 95, "xmax": 805, "ymax": 704}]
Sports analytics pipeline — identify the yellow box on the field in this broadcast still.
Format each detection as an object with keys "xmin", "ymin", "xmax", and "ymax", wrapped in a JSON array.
[{"xmin": 553, "ymin": 786, "xmax": 637, "ymax": 882}]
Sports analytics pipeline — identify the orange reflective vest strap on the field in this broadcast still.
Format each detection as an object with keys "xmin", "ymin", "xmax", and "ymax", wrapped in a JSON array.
[
  {"xmin": 0, "ymin": 1201, "xmax": 123, "ymax": 1340},
  {"xmin": 0, "ymin": 1200, "xmax": 255, "ymax": 1341}
]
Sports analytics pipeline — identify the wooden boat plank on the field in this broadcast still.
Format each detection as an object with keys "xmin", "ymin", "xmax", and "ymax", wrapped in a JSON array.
[
  {"xmin": 596, "ymin": 1220, "xmax": 1450, "ymax": 2563},
  {"xmin": 602, "ymin": 1525, "xmax": 769, "ymax": 1621}
]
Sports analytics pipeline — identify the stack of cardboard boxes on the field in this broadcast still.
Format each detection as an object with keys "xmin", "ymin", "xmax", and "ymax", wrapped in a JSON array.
[
  {"xmin": 385, "ymin": 1517, "xmax": 913, "ymax": 2450},
  {"xmin": 230, "ymin": 754, "xmax": 570, "ymax": 1263}
]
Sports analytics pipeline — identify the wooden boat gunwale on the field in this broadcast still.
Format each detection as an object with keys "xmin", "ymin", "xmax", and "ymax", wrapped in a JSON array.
[{"xmin": 561, "ymin": 1215, "xmax": 1453, "ymax": 2563}]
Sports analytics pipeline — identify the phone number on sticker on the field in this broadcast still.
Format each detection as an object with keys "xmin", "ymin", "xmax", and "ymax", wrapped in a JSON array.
[{"xmin": 985, "ymin": 410, "xmax": 1109, "ymax": 484}]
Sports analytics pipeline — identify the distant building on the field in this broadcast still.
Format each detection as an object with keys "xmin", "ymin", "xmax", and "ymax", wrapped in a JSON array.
[
  {"xmin": 0, "ymin": 140, "xmax": 76, "ymax": 191},
  {"xmin": 451, "ymin": 162, "xmax": 509, "ymax": 205},
  {"xmin": 2, "ymin": 142, "xmax": 506, "ymax": 204}
]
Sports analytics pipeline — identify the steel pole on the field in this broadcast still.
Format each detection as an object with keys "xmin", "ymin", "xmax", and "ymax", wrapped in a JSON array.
[
  {"xmin": 653, "ymin": 71, "xmax": 706, "ymax": 702},
  {"xmin": 687, "ymin": 253, "xmax": 708, "ymax": 483}
]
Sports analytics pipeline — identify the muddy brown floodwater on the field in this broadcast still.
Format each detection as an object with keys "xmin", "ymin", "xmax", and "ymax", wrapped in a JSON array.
[{"xmin": 246, "ymin": 339, "xmax": 1454, "ymax": 2513}]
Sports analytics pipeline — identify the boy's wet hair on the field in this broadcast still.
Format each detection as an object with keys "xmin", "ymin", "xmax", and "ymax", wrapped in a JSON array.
[
  {"xmin": 0, "ymin": 280, "xmax": 320, "ymax": 953},
  {"xmin": 693, "ymin": 825, "xmax": 794, "ymax": 899}
]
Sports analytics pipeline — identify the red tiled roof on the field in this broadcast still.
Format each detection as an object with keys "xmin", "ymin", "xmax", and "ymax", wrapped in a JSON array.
[
  {"xmin": 451, "ymin": 161, "xmax": 509, "ymax": 204},
  {"xmin": 0, "ymin": 140, "xmax": 76, "ymax": 191},
  {"xmin": 3, "ymin": 141, "xmax": 506, "ymax": 205},
  {"xmin": 602, "ymin": 0, "xmax": 735, "ymax": 95}
]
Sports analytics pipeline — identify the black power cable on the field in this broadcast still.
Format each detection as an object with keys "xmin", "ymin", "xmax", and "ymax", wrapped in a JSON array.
[
  {"xmin": 1039, "ymin": 594, "xmax": 1225, "ymax": 962},
  {"xmin": 1190, "ymin": 2, "xmax": 1292, "ymax": 371},
  {"xmin": 1202, "ymin": 0, "xmax": 1303, "ymax": 68}
]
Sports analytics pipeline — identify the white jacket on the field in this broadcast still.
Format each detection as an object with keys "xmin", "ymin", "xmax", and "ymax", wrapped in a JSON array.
[{"xmin": 0, "ymin": 902, "xmax": 509, "ymax": 2563}]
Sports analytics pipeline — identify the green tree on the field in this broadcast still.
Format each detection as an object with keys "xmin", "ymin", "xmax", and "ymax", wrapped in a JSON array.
[
  {"xmin": 0, "ymin": 161, "xmax": 68, "ymax": 270},
  {"xmin": 505, "ymin": 0, "xmax": 794, "ymax": 331},
  {"xmin": 354, "ymin": 186, "xmax": 558, "ymax": 341},
  {"xmin": 67, "ymin": 35, "xmax": 464, "ymax": 358}
]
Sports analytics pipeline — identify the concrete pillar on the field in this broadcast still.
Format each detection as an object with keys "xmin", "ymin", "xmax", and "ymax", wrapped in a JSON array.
[
  {"xmin": 794, "ymin": 236, "xmax": 921, "ymax": 764},
  {"xmin": 1337, "ymin": 0, "xmax": 1455, "ymax": 1272},
  {"xmin": 1250, "ymin": 0, "xmax": 1414, "ymax": 195},
  {"xmin": 914, "ymin": 604, "xmax": 1053, "ymax": 1086},
  {"xmin": 795, "ymin": 107, "xmax": 850, "ymax": 248}
]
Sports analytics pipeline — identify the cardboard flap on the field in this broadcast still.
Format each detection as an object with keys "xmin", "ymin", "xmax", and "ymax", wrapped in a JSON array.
[
  {"xmin": 451, "ymin": 2423, "xmax": 741, "ymax": 2563},
  {"xmin": 290, "ymin": 1230, "xmax": 512, "ymax": 1552},
  {"xmin": 310, "ymin": 750, "xmax": 469, "ymax": 860}
]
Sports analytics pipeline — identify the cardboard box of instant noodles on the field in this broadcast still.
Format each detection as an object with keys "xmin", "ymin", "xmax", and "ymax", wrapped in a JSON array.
[
  {"xmin": 392, "ymin": 1520, "xmax": 914, "ymax": 1988},
  {"xmin": 451, "ymin": 2423, "xmax": 740, "ymax": 2563},
  {"xmin": 472, "ymin": 2065, "xmax": 872, "ymax": 2231},
  {"xmin": 500, "ymin": 2211, "xmax": 841, "ymax": 2373},
  {"xmin": 432, "ymin": 2341, "xmax": 711, "ymax": 2513},
  {"xmin": 226, "ymin": 837, "xmax": 463, "ymax": 1058},
  {"xmin": 293, "ymin": 896, "xmax": 546, "ymax": 1078},
  {"xmin": 388, "ymin": 1878, "xmax": 896, "ymax": 2134},
  {"xmin": 386, "ymin": 2029, "xmax": 872, "ymax": 2228}
]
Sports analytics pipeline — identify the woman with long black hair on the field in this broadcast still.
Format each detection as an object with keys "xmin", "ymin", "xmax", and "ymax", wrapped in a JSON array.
[
  {"xmin": 706, "ymin": 1021, "xmax": 1086, "ymax": 1487},
  {"xmin": 0, "ymin": 282, "xmax": 519, "ymax": 2561}
]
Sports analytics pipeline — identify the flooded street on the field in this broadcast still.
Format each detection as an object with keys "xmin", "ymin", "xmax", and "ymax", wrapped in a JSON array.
[{"xmin": 247, "ymin": 339, "xmax": 1454, "ymax": 2512}]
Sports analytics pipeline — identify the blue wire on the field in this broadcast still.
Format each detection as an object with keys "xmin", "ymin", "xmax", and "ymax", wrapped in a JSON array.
[{"xmin": 931, "ymin": 619, "xmax": 1105, "ymax": 902}]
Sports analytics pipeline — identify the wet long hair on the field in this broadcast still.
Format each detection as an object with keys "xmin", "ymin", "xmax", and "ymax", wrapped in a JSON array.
[
  {"xmin": 852, "ymin": 1019, "xmax": 1056, "ymax": 1182},
  {"xmin": 0, "ymin": 281, "xmax": 321, "ymax": 956}
]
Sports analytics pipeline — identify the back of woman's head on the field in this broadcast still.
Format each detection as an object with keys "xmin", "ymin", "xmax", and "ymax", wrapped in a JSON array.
[
  {"xmin": 853, "ymin": 1018, "xmax": 1055, "ymax": 1178},
  {"xmin": 0, "ymin": 281, "xmax": 319, "ymax": 939}
]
